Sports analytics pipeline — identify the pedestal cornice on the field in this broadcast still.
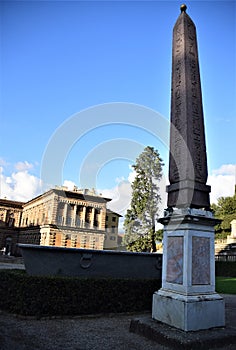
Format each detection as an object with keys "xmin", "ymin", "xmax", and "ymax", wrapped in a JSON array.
[{"xmin": 159, "ymin": 208, "xmax": 221, "ymax": 227}]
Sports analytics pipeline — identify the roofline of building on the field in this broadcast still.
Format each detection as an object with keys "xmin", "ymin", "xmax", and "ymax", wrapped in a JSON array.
[
  {"xmin": 23, "ymin": 188, "xmax": 112, "ymax": 207},
  {"xmin": 0, "ymin": 198, "xmax": 25, "ymax": 208},
  {"xmin": 106, "ymin": 209, "xmax": 123, "ymax": 217},
  {"xmin": 22, "ymin": 189, "xmax": 55, "ymax": 206}
]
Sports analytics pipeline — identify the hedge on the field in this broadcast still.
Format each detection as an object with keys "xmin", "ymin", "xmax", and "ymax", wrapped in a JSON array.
[
  {"xmin": 0, "ymin": 262, "xmax": 235, "ymax": 317},
  {"xmin": 215, "ymin": 261, "xmax": 236, "ymax": 277},
  {"xmin": 0, "ymin": 270, "xmax": 161, "ymax": 317}
]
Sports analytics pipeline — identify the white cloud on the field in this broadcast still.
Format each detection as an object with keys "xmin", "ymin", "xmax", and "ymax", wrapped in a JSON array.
[
  {"xmin": 0, "ymin": 158, "xmax": 8, "ymax": 167},
  {"xmin": 208, "ymin": 164, "xmax": 235, "ymax": 204},
  {"xmin": 212, "ymin": 164, "xmax": 236, "ymax": 176},
  {"xmin": 63, "ymin": 180, "xmax": 76, "ymax": 191},
  {"xmin": 100, "ymin": 167, "xmax": 135, "ymax": 217},
  {"xmin": 128, "ymin": 169, "xmax": 136, "ymax": 183},
  {"xmin": 115, "ymin": 176, "xmax": 125, "ymax": 183},
  {"xmin": 6, "ymin": 176, "xmax": 12, "ymax": 184},
  {"xmin": 0, "ymin": 162, "xmax": 42, "ymax": 202},
  {"xmin": 209, "ymin": 174, "xmax": 235, "ymax": 205},
  {"xmin": 100, "ymin": 180, "xmax": 132, "ymax": 215},
  {"xmin": 15, "ymin": 161, "xmax": 33, "ymax": 172}
]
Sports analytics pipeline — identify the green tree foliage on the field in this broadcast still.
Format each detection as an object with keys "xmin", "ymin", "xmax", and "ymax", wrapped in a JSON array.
[
  {"xmin": 125, "ymin": 229, "xmax": 163, "ymax": 252},
  {"xmin": 123, "ymin": 146, "xmax": 164, "ymax": 252},
  {"xmin": 211, "ymin": 188, "xmax": 236, "ymax": 239}
]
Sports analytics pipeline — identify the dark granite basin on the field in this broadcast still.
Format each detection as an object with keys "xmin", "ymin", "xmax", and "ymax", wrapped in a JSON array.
[{"xmin": 19, "ymin": 244, "xmax": 162, "ymax": 279}]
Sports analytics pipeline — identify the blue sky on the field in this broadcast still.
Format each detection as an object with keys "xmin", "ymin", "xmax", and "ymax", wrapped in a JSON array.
[{"xmin": 0, "ymin": 0, "xmax": 236, "ymax": 218}]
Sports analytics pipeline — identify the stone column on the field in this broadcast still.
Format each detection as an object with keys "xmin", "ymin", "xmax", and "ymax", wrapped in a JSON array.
[
  {"xmin": 73, "ymin": 204, "xmax": 77, "ymax": 227},
  {"xmin": 81, "ymin": 206, "xmax": 86, "ymax": 228},
  {"xmin": 51, "ymin": 198, "xmax": 59, "ymax": 225},
  {"xmin": 99, "ymin": 208, "xmax": 106, "ymax": 230},
  {"xmin": 90, "ymin": 207, "xmax": 95, "ymax": 228},
  {"xmin": 63, "ymin": 203, "xmax": 68, "ymax": 226}
]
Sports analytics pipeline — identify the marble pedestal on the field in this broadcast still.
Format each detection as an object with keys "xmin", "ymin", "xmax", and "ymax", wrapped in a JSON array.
[{"xmin": 152, "ymin": 208, "xmax": 225, "ymax": 332}]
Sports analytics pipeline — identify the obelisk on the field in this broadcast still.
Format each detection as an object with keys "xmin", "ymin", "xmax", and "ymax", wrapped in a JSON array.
[
  {"xmin": 152, "ymin": 5, "xmax": 225, "ymax": 331},
  {"xmin": 167, "ymin": 3, "xmax": 211, "ymax": 210}
]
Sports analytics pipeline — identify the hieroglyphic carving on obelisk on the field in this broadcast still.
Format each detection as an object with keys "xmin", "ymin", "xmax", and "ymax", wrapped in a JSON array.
[{"xmin": 167, "ymin": 4, "xmax": 211, "ymax": 209}]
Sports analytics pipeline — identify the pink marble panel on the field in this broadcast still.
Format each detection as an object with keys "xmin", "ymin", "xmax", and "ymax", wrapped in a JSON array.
[
  {"xmin": 166, "ymin": 236, "xmax": 183, "ymax": 284},
  {"xmin": 192, "ymin": 236, "xmax": 210, "ymax": 285}
]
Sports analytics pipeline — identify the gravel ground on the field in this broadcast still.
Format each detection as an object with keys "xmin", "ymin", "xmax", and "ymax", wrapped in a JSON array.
[
  {"xmin": 0, "ymin": 311, "xmax": 169, "ymax": 350},
  {"xmin": 1, "ymin": 306, "xmax": 235, "ymax": 350}
]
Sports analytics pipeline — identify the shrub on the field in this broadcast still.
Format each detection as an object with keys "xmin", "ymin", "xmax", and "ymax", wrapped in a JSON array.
[
  {"xmin": 215, "ymin": 262, "xmax": 236, "ymax": 277},
  {"xmin": 0, "ymin": 270, "xmax": 161, "ymax": 317}
]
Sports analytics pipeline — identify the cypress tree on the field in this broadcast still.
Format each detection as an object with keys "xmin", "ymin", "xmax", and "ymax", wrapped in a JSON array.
[{"xmin": 123, "ymin": 146, "xmax": 164, "ymax": 252}]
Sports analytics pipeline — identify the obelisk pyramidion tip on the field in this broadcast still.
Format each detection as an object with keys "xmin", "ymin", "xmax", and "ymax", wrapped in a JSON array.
[{"xmin": 180, "ymin": 4, "xmax": 187, "ymax": 13}]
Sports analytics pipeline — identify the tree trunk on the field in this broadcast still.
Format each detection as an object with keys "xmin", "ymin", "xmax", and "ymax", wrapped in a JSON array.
[{"xmin": 151, "ymin": 226, "xmax": 156, "ymax": 252}]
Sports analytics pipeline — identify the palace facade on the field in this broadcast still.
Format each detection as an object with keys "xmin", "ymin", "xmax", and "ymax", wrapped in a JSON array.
[{"xmin": 0, "ymin": 187, "xmax": 121, "ymax": 256}]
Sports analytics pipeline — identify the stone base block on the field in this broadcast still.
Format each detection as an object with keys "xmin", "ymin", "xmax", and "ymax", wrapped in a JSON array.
[
  {"xmin": 130, "ymin": 317, "xmax": 236, "ymax": 350},
  {"xmin": 152, "ymin": 290, "xmax": 225, "ymax": 331}
]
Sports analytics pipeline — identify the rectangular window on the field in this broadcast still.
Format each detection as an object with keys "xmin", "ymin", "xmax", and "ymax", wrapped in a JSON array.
[
  {"xmin": 57, "ymin": 216, "xmax": 63, "ymax": 225},
  {"xmin": 67, "ymin": 217, "xmax": 72, "ymax": 226},
  {"xmin": 112, "ymin": 216, "xmax": 116, "ymax": 222}
]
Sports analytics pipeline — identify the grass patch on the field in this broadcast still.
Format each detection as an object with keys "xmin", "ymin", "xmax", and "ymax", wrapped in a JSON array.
[{"xmin": 216, "ymin": 277, "xmax": 236, "ymax": 294}]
